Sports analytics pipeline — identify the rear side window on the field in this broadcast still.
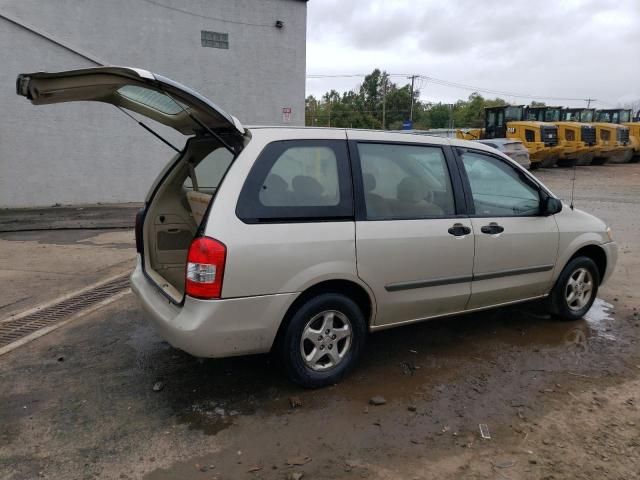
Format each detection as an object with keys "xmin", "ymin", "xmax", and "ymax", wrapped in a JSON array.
[
  {"xmin": 260, "ymin": 146, "xmax": 340, "ymax": 206},
  {"xmin": 236, "ymin": 140, "xmax": 352, "ymax": 223}
]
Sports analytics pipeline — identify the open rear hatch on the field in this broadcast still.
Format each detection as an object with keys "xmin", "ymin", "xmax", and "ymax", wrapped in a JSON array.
[
  {"xmin": 17, "ymin": 67, "xmax": 247, "ymax": 302},
  {"xmin": 16, "ymin": 66, "xmax": 244, "ymax": 138}
]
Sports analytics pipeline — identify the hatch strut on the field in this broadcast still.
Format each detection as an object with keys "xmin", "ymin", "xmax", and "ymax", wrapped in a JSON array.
[
  {"xmin": 116, "ymin": 106, "xmax": 180, "ymax": 153},
  {"xmin": 161, "ymin": 90, "xmax": 236, "ymax": 155}
]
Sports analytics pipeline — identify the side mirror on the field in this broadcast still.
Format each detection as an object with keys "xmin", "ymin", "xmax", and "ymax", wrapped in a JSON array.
[{"xmin": 542, "ymin": 197, "xmax": 563, "ymax": 216}]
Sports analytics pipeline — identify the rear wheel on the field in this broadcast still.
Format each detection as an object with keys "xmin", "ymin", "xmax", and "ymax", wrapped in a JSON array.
[
  {"xmin": 549, "ymin": 256, "xmax": 599, "ymax": 320},
  {"xmin": 279, "ymin": 293, "xmax": 366, "ymax": 388}
]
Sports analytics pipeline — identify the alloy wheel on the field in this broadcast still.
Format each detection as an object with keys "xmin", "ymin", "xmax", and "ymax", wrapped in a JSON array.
[
  {"xmin": 565, "ymin": 267, "xmax": 594, "ymax": 312},
  {"xmin": 300, "ymin": 310, "xmax": 352, "ymax": 371}
]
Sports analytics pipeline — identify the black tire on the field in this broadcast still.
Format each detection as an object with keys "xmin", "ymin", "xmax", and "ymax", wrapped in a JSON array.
[
  {"xmin": 591, "ymin": 157, "xmax": 607, "ymax": 165},
  {"xmin": 279, "ymin": 293, "xmax": 366, "ymax": 388},
  {"xmin": 549, "ymin": 256, "xmax": 600, "ymax": 321}
]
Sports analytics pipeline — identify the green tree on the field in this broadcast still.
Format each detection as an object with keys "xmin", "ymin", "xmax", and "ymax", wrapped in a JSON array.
[
  {"xmin": 427, "ymin": 103, "xmax": 451, "ymax": 128},
  {"xmin": 305, "ymin": 69, "xmax": 511, "ymax": 130}
]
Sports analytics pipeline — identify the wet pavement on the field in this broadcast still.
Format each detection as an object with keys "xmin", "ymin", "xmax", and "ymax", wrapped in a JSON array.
[
  {"xmin": 1, "ymin": 163, "xmax": 639, "ymax": 479},
  {"xmin": 0, "ymin": 229, "xmax": 136, "ymax": 318},
  {"xmin": 0, "ymin": 204, "xmax": 140, "ymax": 232}
]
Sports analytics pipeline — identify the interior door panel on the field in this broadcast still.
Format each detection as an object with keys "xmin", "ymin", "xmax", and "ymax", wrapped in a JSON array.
[{"xmin": 150, "ymin": 213, "xmax": 195, "ymax": 291}]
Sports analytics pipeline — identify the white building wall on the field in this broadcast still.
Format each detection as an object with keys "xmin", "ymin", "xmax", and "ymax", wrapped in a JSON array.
[{"xmin": 0, "ymin": 0, "xmax": 307, "ymax": 207}]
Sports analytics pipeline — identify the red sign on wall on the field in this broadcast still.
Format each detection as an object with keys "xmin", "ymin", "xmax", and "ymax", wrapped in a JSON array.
[{"xmin": 282, "ymin": 107, "xmax": 292, "ymax": 123}]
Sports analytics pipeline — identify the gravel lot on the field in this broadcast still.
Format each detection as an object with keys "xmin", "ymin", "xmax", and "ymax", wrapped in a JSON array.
[{"xmin": 1, "ymin": 163, "xmax": 639, "ymax": 480}]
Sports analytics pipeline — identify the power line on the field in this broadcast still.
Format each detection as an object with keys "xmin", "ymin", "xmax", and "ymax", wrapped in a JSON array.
[
  {"xmin": 306, "ymin": 72, "xmax": 595, "ymax": 103},
  {"xmin": 139, "ymin": 0, "xmax": 275, "ymax": 27}
]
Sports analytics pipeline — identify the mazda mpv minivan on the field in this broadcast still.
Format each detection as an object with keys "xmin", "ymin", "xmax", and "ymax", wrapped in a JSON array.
[{"xmin": 17, "ymin": 67, "xmax": 618, "ymax": 388}]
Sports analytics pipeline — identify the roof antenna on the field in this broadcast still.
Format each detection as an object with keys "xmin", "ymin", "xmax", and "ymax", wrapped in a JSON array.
[{"xmin": 569, "ymin": 159, "xmax": 577, "ymax": 210}]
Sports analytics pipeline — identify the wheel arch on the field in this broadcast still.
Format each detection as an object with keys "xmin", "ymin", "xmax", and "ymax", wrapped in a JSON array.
[
  {"xmin": 568, "ymin": 244, "xmax": 607, "ymax": 281},
  {"xmin": 271, "ymin": 278, "xmax": 376, "ymax": 352}
]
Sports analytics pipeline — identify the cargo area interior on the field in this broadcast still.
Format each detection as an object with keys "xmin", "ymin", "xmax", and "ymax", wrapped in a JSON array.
[{"xmin": 143, "ymin": 137, "xmax": 234, "ymax": 302}]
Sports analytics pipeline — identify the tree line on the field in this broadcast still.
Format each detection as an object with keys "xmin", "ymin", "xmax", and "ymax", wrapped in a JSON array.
[{"xmin": 305, "ymin": 68, "xmax": 530, "ymax": 130}]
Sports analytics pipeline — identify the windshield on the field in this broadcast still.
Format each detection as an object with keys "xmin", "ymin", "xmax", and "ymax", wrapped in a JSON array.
[
  {"xmin": 544, "ymin": 109, "xmax": 561, "ymax": 122},
  {"xmin": 581, "ymin": 110, "xmax": 594, "ymax": 122},
  {"xmin": 505, "ymin": 106, "xmax": 523, "ymax": 121},
  {"xmin": 597, "ymin": 111, "xmax": 614, "ymax": 123},
  {"xmin": 620, "ymin": 110, "xmax": 632, "ymax": 122},
  {"xmin": 525, "ymin": 110, "xmax": 541, "ymax": 121}
]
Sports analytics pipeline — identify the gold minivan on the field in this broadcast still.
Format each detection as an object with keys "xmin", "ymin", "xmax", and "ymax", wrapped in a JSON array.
[{"xmin": 17, "ymin": 67, "xmax": 618, "ymax": 388}]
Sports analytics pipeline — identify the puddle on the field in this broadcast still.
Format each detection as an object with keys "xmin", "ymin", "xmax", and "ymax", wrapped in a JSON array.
[
  {"xmin": 583, "ymin": 298, "xmax": 616, "ymax": 340},
  {"xmin": 126, "ymin": 297, "xmax": 621, "ymax": 437},
  {"xmin": 180, "ymin": 400, "xmax": 241, "ymax": 435}
]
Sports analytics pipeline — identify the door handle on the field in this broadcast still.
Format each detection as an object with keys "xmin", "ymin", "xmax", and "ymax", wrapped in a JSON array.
[
  {"xmin": 448, "ymin": 223, "xmax": 471, "ymax": 237},
  {"xmin": 480, "ymin": 222, "xmax": 504, "ymax": 234}
]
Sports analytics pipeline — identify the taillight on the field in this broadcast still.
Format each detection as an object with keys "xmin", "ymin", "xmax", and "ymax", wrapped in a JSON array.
[
  {"xmin": 185, "ymin": 237, "xmax": 226, "ymax": 299},
  {"xmin": 135, "ymin": 208, "xmax": 146, "ymax": 254}
]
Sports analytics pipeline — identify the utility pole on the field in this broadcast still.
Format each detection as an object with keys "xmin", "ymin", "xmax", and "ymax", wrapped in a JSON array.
[
  {"xmin": 382, "ymin": 77, "xmax": 387, "ymax": 130},
  {"xmin": 408, "ymin": 74, "xmax": 419, "ymax": 121},
  {"xmin": 586, "ymin": 98, "xmax": 596, "ymax": 108}
]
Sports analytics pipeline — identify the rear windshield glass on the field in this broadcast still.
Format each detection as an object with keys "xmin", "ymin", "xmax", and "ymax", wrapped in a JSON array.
[
  {"xmin": 117, "ymin": 85, "xmax": 186, "ymax": 115},
  {"xmin": 184, "ymin": 147, "xmax": 234, "ymax": 192}
]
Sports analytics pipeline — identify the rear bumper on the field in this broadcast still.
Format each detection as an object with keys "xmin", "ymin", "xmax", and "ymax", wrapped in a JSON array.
[
  {"xmin": 601, "ymin": 241, "xmax": 618, "ymax": 286},
  {"xmin": 130, "ymin": 257, "xmax": 298, "ymax": 358}
]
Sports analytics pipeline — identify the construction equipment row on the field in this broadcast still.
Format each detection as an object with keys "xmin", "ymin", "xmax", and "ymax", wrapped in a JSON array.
[{"xmin": 457, "ymin": 107, "xmax": 640, "ymax": 168}]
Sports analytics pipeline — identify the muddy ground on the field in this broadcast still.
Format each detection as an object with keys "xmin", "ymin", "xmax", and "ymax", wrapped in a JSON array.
[{"xmin": 1, "ymin": 163, "xmax": 639, "ymax": 480}]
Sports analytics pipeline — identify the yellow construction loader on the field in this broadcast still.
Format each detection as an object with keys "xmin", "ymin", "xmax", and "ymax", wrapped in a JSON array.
[
  {"xmin": 525, "ymin": 106, "xmax": 596, "ymax": 167},
  {"xmin": 563, "ymin": 108, "xmax": 632, "ymax": 164},
  {"xmin": 456, "ymin": 105, "xmax": 563, "ymax": 168},
  {"xmin": 595, "ymin": 109, "xmax": 639, "ymax": 162}
]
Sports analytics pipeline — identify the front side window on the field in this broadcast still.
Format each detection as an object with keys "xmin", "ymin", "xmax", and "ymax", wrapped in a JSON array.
[
  {"xmin": 357, "ymin": 143, "xmax": 456, "ymax": 219},
  {"xmin": 236, "ymin": 140, "xmax": 352, "ymax": 222},
  {"xmin": 460, "ymin": 150, "xmax": 541, "ymax": 216}
]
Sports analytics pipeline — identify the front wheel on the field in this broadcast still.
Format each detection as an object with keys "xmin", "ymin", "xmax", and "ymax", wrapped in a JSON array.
[
  {"xmin": 279, "ymin": 293, "xmax": 366, "ymax": 388},
  {"xmin": 549, "ymin": 256, "xmax": 600, "ymax": 320}
]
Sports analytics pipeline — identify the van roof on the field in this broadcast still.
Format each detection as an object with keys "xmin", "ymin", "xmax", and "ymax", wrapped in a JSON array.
[{"xmin": 244, "ymin": 125, "xmax": 498, "ymax": 153}]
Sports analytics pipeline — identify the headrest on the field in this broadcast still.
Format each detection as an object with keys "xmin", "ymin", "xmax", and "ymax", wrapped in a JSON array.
[
  {"xmin": 263, "ymin": 173, "xmax": 287, "ymax": 192},
  {"xmin": 292, "ymin": 175, "xmax": 324, "ymax": 197},
  {"xmin": 363, "ymin": 173, "xmax": 376, "ymax": 192},
  {"xmin": 397, "ymin": 177, "xmax": 427, "ymax": 203}
]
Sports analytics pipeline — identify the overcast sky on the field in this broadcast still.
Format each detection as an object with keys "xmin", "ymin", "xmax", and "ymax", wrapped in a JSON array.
[{"xmin": 305, "ymin": 0, "xmax": 640, "ymax": 109}]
